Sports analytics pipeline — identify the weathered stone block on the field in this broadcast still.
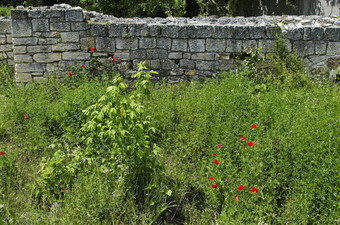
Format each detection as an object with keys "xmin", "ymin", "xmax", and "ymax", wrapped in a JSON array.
[
  {"xmin": 0, "ymin": 44, "xmax": 11, "ymax": 51},
  {"xmin": 168, "ymin": 52, "xmax": 182, "ymax": 59},
  {"xmin": 243, "ymin": 40, "xmax": 257, "ymax": 52},
  {"xmin": 325, "ymin": 27, "xmax": 340, "ymax": 42},
  {"xmin": 226, "ymin": 39, "xmax": 242, "ymax": 53},
  {"xmin": 109, "ymin": 23, "xmax": 128, "ymax": 37},
  {"xmin": 78, "ymin": 30, "xmax": 90, "ymax": 38},
  {"xmin": 71, "ymin": 22, "xmax": 90, "ymax": 31},
  {"xmin": 14, "ymin": 54, "xmax": 33, "ymax": 63},
  {"xmin": 147, "ymin": 49, "xmax": 168, "ymax": 59},
  {"xmin": 178, "ymin": 25, "xmax": 195, "ymax": 38},
  {"xmin": 258, "ymin": 40, "xmax": 276, "ymax": 53},
  {"xmin": 172, "ymin": 39, "xmax": 187, "ymax": 52},
  {"xmin": 116, "ymin": 38, "xmax": 138, "ymax": 50},
  {"xmin": 206, "ymin": 39, "xmax": 225, "ymax": 52},
  {"xmin": 215, "ymin": 54, "xmax": 230, "ymax": 60},
  {"xmin": 147, "ymin": 24, "xmax": 160, "ymax": 36},
  {"xmin": 150, "ymin": 60, "xmax": 161, "ymax": 69},
  {"xmin": 315, "ymin": 41, "xmax": 327, "ymax": 55},
  {"xmin": 27, "ymin": 45, "xmax": 52, "ymax": 53},
  {"xmin": 191, "ymin": 53, "xmax": 215, "ymax": 60},
  {"xmin": 44, "ymin": 9, "xmax": 65, "ymax": 18},
  {"xmin": 32, "ymin": 19, "xmax": 49, "ymax": 32},
  {"xmin": 52, "ymin": 43, "xmax": 80, "ymax": 51},
  {"xmin": 13, "ymin": 46, "xmax": 27, "ymax": 54},
  {"xmin": 287, "ymin": 28, "xmax": 303, "ymax": 40},
  {"xmin": 303, "ymin": 27, "xmax": 324, "ymax": 40},
  {"xmin": 13, "ymin": 37, "xmax": 38, "ymax": 45},
  {"xmin": 96, "ymin": 37, "xmax": 115, "ymax": 52},
  {"xmin": 80, "ymin": 37, "xmax": 95, "ymax": 50},
  {"xmin": 0, "ymin": 35, "xmax": 6, "ymax": 44},
  {"xmin": 131, "ymin": 49, "xmax": 147, "ymax": 59},
  {"xmin": 213, "ymin": 25, "xmax": 234, "ymax": 39},
  {"xmin": 196, "ymin": 61, "xmax": 213, "ymax": 70},
  {"xmin": 6, "ymin": 34, "xmax": 12, "ymax": 43},
  {"xmin": 16, "ymin": 73, "xmax": 32, "ymax": 83},
  {"xmin": 91, "ymin": 23, "xmax": 108, "ymax": 36},
  {"xmin": 129, "ymin": 23, "xmax": 147, "ymax": 37},
  {"xmin": 161, "ymin": 25, "xmax": 179, "ymax": 38},
  {"xmin": 62, "ymin": 52, "xmax": 91, "ymax": 60},
  {"xmin": 33, "ymin": 53, "xmax": 61, "ymax": 63},
  {"xmin": 50, "ymin": 22, "xmax": 71, "ymax": 31},
  {"xmin": 249, "ymin": 26, "xmax": 266, "ymax": 39},
  {"xmin": 28, "ymin": 10, "xmax": 42, "ymax": 18},
  {"xmin": 139, "ymin": 38, "xmax": 156, "ymax": 48},
  {"xmin": 327, "ymin": 42, "xmax": 340, "ymax": 56},
  {"xmin": 65, "ymin": 9, "xmax": 83, "ymax": 22},
  {"xmin": 40, "ymin": 32, "xmax": 61, "ymax": 38},
  {"xmin": 61, "ymin": 32, "xmax": 79, "ymax": 42},
  {"xmin": 11, "ymin": 10, "xmax": 28, "ymax": 19},
  {"xmin": 266, "ymin": 26, "xmax": 282, "ymax": 39},
  {"xmin": 161, "ymin": 59, "xmax": 177, "ymax": 70},
  {"xmin": 39, "ymin": 38, "xmax": 59, "ymax": 44},
  {"xmin": 293, "ymin": 41, "xmax": 314, "ymax": 56},
  {"xmin": 180, "ymin": 59, "xmax": 195, "ymax": 69},
  {"xmin": 188, "ymin": 39, "xmax": 205, "ymax": 52},
  {"xmin": 0, "ymin": 20, "xmax": 11, "ymax": 34},
  {"xmin": 157, "ymin": 38, "xmax": 171, "ymax": 50},
  {"xmin": 15, "ymin": 63, "xmax": 44, "ymax": 72},
  {"xmin": 183, "ymin": 53, "xmax": 191, "ymax": 59},
  {"xmin": 114, "ymin": 52, "xmax": 130, "ymax": 60},
  {"xmin": 195, "ymin": 25, "xmax": 213, "ymax": 38},
  {"xmin": 11, "ymin": 19, "xmax": 32, "ymax": 37},
  {"xmin": 234, "ymin": 26, "xmax": 249, "ymax": 39}
]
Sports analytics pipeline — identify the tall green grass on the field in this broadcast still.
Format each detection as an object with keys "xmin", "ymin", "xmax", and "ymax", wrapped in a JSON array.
[{"xmin": 0, "ymin": 6, "xmax": 13, "ymax": 17}]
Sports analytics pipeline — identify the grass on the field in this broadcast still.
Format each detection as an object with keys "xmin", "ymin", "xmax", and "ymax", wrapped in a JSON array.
[
  {"xmin": 0, "ymin": 6, "xmax": 13, "ymax": 17},
  {"xmin": 0, "ymin": 44, "xmax": 339, "ymax": 224}
]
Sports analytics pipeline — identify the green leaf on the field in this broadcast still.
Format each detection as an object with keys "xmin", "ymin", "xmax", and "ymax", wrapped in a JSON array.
[{"xmin": 166, "ymin": 189, "xmax": 172, "ymax": 196}]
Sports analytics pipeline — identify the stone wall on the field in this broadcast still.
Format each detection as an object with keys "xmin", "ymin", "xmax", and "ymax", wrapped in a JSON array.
[
  {"xmin": 1, "ymin": 4, "xmax": 339, "ymax": 83},
  {"xmin": 0, "ymin": 17, "xmax": 13, "ymax": 66}
]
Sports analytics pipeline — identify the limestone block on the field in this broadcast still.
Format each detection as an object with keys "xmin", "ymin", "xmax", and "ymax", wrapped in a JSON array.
[
  {"xmin": 178, "ymin": 25, "xmax": 195, "ymax": 38},
  {"xmin": 180, "ymin": 59, "xmax": 195, "ymax": 69},
  {"xmin": 6, "ymin": 52, "xmax": 13, "ymax": 58},
  {"xmin": 116, "ymin": 38, "xmax": 138, "ymax": 50},
  {"xmin": 80, "ymin": 37, "xmax": 95, "ymax": 50},
  {"xmin": 325, "ymin": 27, "xmax": 340, "ymax": 42},
  {"xmin": 96, "ymin": 37, "xmax": 115, "ymax": 52},
  {"xmin": 303, "ymin": 27, "xmax": 324, "ymax": 40},
  {"xmin": 71, "ymin": 22, "xmax": 90, "ymax": 31},
  {"xmin": 65, "ymin": 9, "xmax": 83, "ymax": 22},
  {"xmin": 196, "ymin": 61, "xmax": 213, "ymax": 70},
  {"xmin": 191, "ymin": 53, "xmax": 215, "ymax": 60},
  {"xmin": 213, "ymin": 25, "xmax": 234, "ymax": 39},
  {"xmin": 146, "ymin": 49, "xmax": 168, "ymax": 59},
  {"xmin": 13, "ymin": 46, "xmax": 27, "ymax": 54},
  {"xmin": 168, "ymin": 52, "xmax": 182, "ymax": 59},
  {"xmin": 139, "ymin": 38, "xmax": 156, "ymax": 48},
  {"xmin": 157, "ymin": 38, "xmax": 171, "ymax": 50},
  {"xmin": 195, "ymin": 25, "xmax": 213, "ymax": 38},
  {"xmin": 258, "ymin": 40, "xmax": 276, "ymax": 53},
  {"xmin": 214, "ymin": 59, "xmax": 233, "ymax": 71},
  {"xmin": 131, "ymin": 49, "xmax": 147, "ymax": 59},
  {"xmin": 44, "ymin": 9, "xmax": 65, "ymax": 18},
  {"xmin": 16, "ymin": 73, "xmax": 32, "ymax": 83},
  {"xmin": 150, "ymin": 60, "xmax": 161, "ymax": 69},
  {"xmin": 13, "ymin": 37, "xmax": 38, "ymax": 45},
  {"xmin": 315, "ymin": 41, "xmax": 327, "ymax": 55},
  {"xmin": 243, "ymin": 40, "xmax": 258, "ymax": 52},
  {"xmin": 267, "ymin": 26, "xmax": 282, "ymax": 39},
  {"xmin": 327, "ymin": 42, "xmax": 340, "ymax": 56},
  {"xmin": 234, "ymin": 26, "xmax": 249, "ymax": 39},
  {"xmin": 0, "ymin": 35, "xmax": 5, "ymax": 44},
  {"xmin": 78, "ymin": 30, "xmax": 90, "ymax": 38},
  {"xmin": 161, "ymin": 25, "xmax": 179, "ymax": 38},
  {"xmin": 32, "ymin": 19, "xmax": 50, "ymax": 32},
  {"xmin": 91, "ymin": 23, "xmax": 108, "ymax": 36},
  {"xmin": 188, "ymin": 39, "xmax": 205, "ymax": 52},
  {"xmin": 33, "ymin": 53, "xmax": 61, "ymax": 63},
  {"xmin": 11, "ymin": 19, "xmax": 32, "ymax": 37},
  {"xmin": 14, "ymin": 54, "xmax": 33, "ymax": 63},
  {"xmin": 0, "ymin": 44, "xmax": 11, "ymax": 51},
  {"xmin": 6, "ymin": 34, "xmax": 12, "ymax": 43},
  {"xmin": 61, "ymin": 32, "xmax": 79, "ymax": 42},
  {"xmin": 0, "ymin": 20, "xmax": 11, "ymax": 34},
  {"xmin": 50, "ymin": 22, "xmax": 71, "ymax": 31},
  {"xmin": 249, "ymin": 26, "xmax": 266, "ymax": 39},
  {"xmin": 226, "ymin": 39, "xmax": 242, "ymax": 53},
  {"xmin": 62, "ymin": 52, "xmax": 91, "ymax": 60},
  {"xmin": 287, "ymin": 28, "xmax": 303, "ymax": 40},
  {"xmin": 11, "ymin": 10, "xmax": 28, "ymax": 19},
  {"xmin": 148, "ymin": 24, "xmax": 160, "ymax": 36},
  {"xmin": 172, "ymin": 39, "xmax": 187, "ymax": 52},
  {"xmin": 15, "ymin": 63, "xmax": 44, "ymax": 72},
  {"xmin": 206, "ymin": 39, "xmax": 225, "ymax": 52},
  {"xmin": 39, "ymin": 38, "xmax": 59, "ymax": 45},
  {"xmin": 52, "ymin": 43, "xmax": 80, "ymax": 51},
  {"xmin": 109, "ymin": 23, "xmax": 128, "ymax": 37},
  {"xmin": 28, "ymin": 10, "xmax": 42, "ymax": 18},
  {"xmin": 215, "ymin": 54, "xmax": 230, "ymax": 60},
  {"xmin": 27, "ymin": 45, "xmax": 52, "ymax": 53},
  {"xmin": 183, "ymin": 53, "xmax": 191, "ymax": 59},
  {"xmin": 161, "ymin": 59, "xmax": 177, "ymax": 70},
  {"xmin": 32, "ymin": 76, "xmax": 46, "ymax": 83},
  {"xmin": 40, "ymin": 32, "xmax": 61, "ymax": 38},
  {"xmin": 113, "ymin": 52, "xmax": 130, "ymax": 60},
  {"xmin": 129, "ymin": 23, "xmax": 147, "ymax": 37},
  {"xmin": 293, "ymin": 41, "xmax": 314, "ymax": 56}
]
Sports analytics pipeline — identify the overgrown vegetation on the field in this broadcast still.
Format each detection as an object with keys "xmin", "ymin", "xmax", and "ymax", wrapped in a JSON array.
[{"xmin": 0, "ymin": 39, "xmax": 339, "ymax": 224}]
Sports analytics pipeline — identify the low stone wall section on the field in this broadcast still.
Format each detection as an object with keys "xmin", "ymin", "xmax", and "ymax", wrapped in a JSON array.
[{"xmin": 0, "ymin": 4, "xmax": 339, "ymax": 83}]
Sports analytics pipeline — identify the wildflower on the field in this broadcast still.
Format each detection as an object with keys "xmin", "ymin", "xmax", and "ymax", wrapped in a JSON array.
[
  {"xmin": 252, "ymin": 124, "xmax": 258, "ymax": 129},
  {"xmin": 217, "ymin": 143, "xmax": 222, "ymax": 148},
  {"xmin": 254, "ymin": 142, "xmax": 259, "ymax": 145},
  {"xmin": 209, "ymin": 177, "xmax": 214, "ymax": 181},
  {"xmin": 90, "ymin": 47, "xmax": 95, "ymax": 51},
  {"xmin": 236, "ymin": 196, "xmax": 239, "ymax": 202},
  {"xmin": 247, "ymin": 142, "xmax": 254, "ymax": 147},
  {"xmin": 227, "ymin": 179, "xmax": 229, "ymax": 182},
  {"xmin": 237, "ymin": 185, "xmax": 244, "ymax": 191},
  {"xmin": 286, "ymin": 198, "xmax": 291, "ymax": 202},
  {"xmin": 81, "ymin": 64, "xmax": 85, "ymax": 67},
  {"xmin": 214, "ymin": 160, "xmax": 220, "ymax": 165},
  {"xmin": 4, "ymin": 217, "xmax": 7, "ymax": 221},
  {"xmin": 68, "ymin": 72, "xmax": 72, "ymax": 76},
  {"xmin": 24, "ymin": 115, "xmax": 29, "ymax": 119},
  {"xmin": 277, "ymin": 140, "xmax": 279, "ymax": 143},
  {"xmin": 251, "ymin": 187, "xmax": 259, "ymax": 193},
  {"xmin": 0, "ymin": 151, "xmax": 6, "ymax": 155},
  {"xmin": 112, "ymin": 58, "xmax": 117, "ymax": 62},
  {"xmin": 212, "ymin": 153, "xmax": 218, "ymax": 155},
  {"xmin": 240, "ymin": 136, "xmax": 246, "ymax": 141},
  {"xmin": 212, "ymin": 184, "xmax": 218, "ymax": 188},
  {"xmin": 62, "ymin": 189, "xmax": 65, "ymax": 193},
  {"xmin": 73, "ymin": 85, "xmax": 77, "ymax": 88}
]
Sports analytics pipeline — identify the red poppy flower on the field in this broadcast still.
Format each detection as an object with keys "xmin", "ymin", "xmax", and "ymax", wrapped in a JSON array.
[
  {"xmin": 68, "ymin": 72, "xmax": 72, "ymax": 76},
  {"xmin": 214, "ymin": 160, "xmax": 220, "ymax": 165},
  {"xmin": 209, "ymin": 177, "xmax": 214, "ymax": 181},
  {"xmin": 81, "ymin": 64, "xmax": 85, "ymax": 67},
  {"xmin": 252, "ymin": 124, "xmax": 258, "ymax": 129},
  {"xmin": 227, "ymin": 179, "xmax": 229, "ymax": 182},
  {"xmin": 237, "ymin": 185, "xmax": 244, "ymax": 191},
  {"xmin": 247, "ymin": 142, "xmax": 254, "ymax": 147},
  {"xmin": 0, "ymin": 151, "xmax": 6, "ymax": 155},
  {"xmin": 112, "ymin": 58, "xmax": 117, "ymax": 62},
  {"xmin": 90, "ymin": 47, "xmax": 95, "ymax": 51},
  {"xmin": 73, "ymin": 85, "xmax": 77, "ymax": 88},
  {"xmin": 24, "ymin": 115, "xmax": 29, "ymax": 119},
  {"xmin": 254, "ymin": 142, "xmax": 259, "ymax": 145},
  {"xmin": 217, "ymin": 144, "xmax": 222, "ymax": 148},
  {"xmin": 236, "ymin": 195, "xmax": 239, "ymax": 202},
  {"xmin": 62, "ymin": 189, "xmax": 65, "ymax": 192},
  {"xmin": 251, "ymin": 187, "xmax": 259, "ymax": 193},
  {"xmin": 212, "ymin": 153, "xmax": 218, "ymax": 156},
  {"xmin": 212, "ymin": 184, "xmax": 218, "ymax": 188},
  {"xmin": 240, "ymin": 136, "xmax": 246, "ymax": 141},
  {"xmin": 286, "ymin": 198, "xmax": 291, "ymax": 202},
  {"xmin": 277, "ymin": 140, "xmax": 279, "ymax": 143}
]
